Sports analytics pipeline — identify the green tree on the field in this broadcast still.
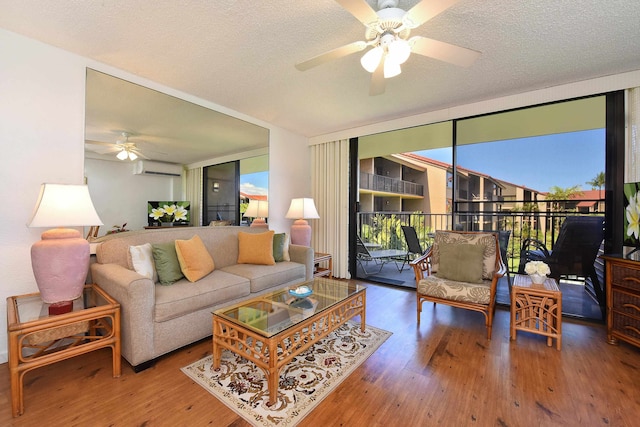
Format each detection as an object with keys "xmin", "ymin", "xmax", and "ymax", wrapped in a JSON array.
[
  {"xmin": 546, "ymin": 185, "xmax": 583, "ymax": 212},
  {"xmin": 586, "ymin": 172, "xmax": 605, "ymax": 198}
]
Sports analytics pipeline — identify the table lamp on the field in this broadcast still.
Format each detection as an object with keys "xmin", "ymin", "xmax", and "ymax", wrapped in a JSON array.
[
  {"xmin": 244, "ymin": 199, "xmax": 269, "ymax": 229},
  {"xmin": 285, "ymin": 198, "xmax": 319, "ymax": 246},
  {"xmin": 27, "ymin": 183, "xmax": 103, "ymax": 314}
]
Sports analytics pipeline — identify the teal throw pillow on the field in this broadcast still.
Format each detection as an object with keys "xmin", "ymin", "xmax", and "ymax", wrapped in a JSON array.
[
  {"xmin": 152, "ymin": 241, "xmax": 184, "ymax": 285},
  {"xmin": 272, "ymin": 233, "xmax": 290, "ymax": 262},
  {"xmin": 437, "ymin": 243, "xmax": 484, "ymax": 283}
]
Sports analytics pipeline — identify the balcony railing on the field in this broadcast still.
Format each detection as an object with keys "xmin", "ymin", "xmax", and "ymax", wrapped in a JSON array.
[
  {"xmin": 357, "ymin": 200, "xmax": 604, "ymax": 275},
  {"xmin": 360, "ymin": 172, "xmax": 423, "ymax": 196}
]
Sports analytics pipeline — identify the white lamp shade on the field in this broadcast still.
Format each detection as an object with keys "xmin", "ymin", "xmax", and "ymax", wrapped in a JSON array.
[
  {"xmin": 117, "ymin": 150, "xmax": 128, "ymax": 160},
  {"xmin": 387, "ymin": 38, "xmax": 411, "ymax": 65},
  {"xmin": 285, "ymin": 198, "xmax": 319, "ymax": 220},
  {"xmin": 28, "ymin": 183, "xmax": 103, "ymax": 228},
  {"xmin": 384, "ymin": 59, "xmax": 402, "ymax": 78},
  {"xmin": 244, "ymin": 199, "xmax": 269, "ymax": 218},
  {"xmin": 361, "ymin": 46, "xmax": 383, "ymax": 73}
]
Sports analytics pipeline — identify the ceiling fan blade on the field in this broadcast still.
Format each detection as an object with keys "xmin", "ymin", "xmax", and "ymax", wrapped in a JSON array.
[
  {"xmin": 403, "ymin": 0, "xmax": 460, "ymax": 29},
  {"xmin": 295, "ymin": 41, "xmax": 367, "ymax": 71},
  {"xmin": 409, "ymin": 36, "xmax": 480, "ymax": 67},
  {"xmin": 130, "ymin": 149, "xmax": 150, "ymax": 160},
  {"xmin": 369, "ymin": 60, "xmax": 386, "ymax": 96},
  {"xmin": 85, "ymin": 140, "xmax": 120, "ymax": 154},
  {"xmin": 335, "ymin": 0, "xmax": 379, "ymax": 27}
]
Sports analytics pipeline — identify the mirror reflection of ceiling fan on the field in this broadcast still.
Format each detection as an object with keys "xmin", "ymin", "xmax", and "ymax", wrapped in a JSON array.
[
  {"xmin": 85, "ymin": 132, "xmax": 165, "ymax": 161},
  {"xmin": 295, "ymin": 0, "xmax": 481, "ymax": 95}
]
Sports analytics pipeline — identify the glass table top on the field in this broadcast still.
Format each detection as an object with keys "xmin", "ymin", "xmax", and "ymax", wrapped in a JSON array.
[
  {"xmin": 12, "ymin": 285, "xmax": 112, "ymax": 325},
  {"xmin": 214, "ymin": 278, "xmax": 365, "ymax": 337}
]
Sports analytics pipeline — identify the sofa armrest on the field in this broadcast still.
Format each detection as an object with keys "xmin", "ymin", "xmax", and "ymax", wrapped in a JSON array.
[
  {"xmin": 289, "ymin": 244, "xmax": 314, "ymax": 281},
  {"xmin": 90, "ymin": 263, "xmax": 156, "ymax": 367}
]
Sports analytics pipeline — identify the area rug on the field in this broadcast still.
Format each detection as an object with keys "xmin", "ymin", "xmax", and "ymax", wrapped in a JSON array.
[{"xmin": 181, "ymin": 322, "xmax": 391, "ymax": 427}]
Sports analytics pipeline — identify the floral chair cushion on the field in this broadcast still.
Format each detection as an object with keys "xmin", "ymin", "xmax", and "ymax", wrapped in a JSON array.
[
  {"xmin": 430, "ymin": 231, "xmax": 498, "ymax": 280},
  {"xmin": 418, "ymin": 275, "xmax": 492, "ymax": 305}
]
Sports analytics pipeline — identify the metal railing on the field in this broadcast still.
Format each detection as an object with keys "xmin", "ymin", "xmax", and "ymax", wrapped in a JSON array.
[
  {"xmin": 357, "ymin": 199, "xmax": 604, "ymax": 274},
  {"xmin": 359, "ymin": 172, "xmax": 423, "ymax": 196}
]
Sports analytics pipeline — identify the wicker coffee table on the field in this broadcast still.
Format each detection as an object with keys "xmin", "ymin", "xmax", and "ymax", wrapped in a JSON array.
[{"xmin": 212, "ymin": 278, "xmax": 366, "ymax": 405}]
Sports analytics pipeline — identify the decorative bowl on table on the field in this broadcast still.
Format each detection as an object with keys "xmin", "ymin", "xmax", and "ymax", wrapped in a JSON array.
[{"xmin": 289, "ymin": 285, "xmax": 312, "ymax": 298}]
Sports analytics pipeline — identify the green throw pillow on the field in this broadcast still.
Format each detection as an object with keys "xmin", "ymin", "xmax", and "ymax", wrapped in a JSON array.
[
  {"xmin": 272, "ymin": 233, "xmax": 290, "ymax": 262},
  {"xmin": 152, "ymin": 241, "xmax": 184, "ymax": 285},
  {"xmin": 437, "ymin": 243, "xmax": 484, "ymax": 283}
]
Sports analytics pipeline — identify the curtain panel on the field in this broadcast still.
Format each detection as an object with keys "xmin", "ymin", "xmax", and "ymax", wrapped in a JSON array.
[
  {"xmin": 627, "ymin": 87, "xmax": 639, "ymax": 183},
  {"xmin": 311, "ymin": 139, "xmax": 350, "ymax": 279},
  {"xmin": 185, "ymin": 167, "xmax": 203, "ymax": 226}
]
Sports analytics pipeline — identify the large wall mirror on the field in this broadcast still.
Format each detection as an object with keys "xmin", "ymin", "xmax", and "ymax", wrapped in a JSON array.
[{"xmin": 83, "ymin": 69, "xmax": 269, "ymax": 235}]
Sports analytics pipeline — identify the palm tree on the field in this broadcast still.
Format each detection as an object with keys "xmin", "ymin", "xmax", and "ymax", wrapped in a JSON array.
[{"xmin": 586, "ymin": 172, "xmax": 605, "ymax": 198}]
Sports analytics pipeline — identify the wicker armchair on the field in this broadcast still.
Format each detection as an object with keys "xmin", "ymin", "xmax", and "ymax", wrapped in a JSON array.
[{"xmin": 410, "ymin": 231, "xmax": 506, "ymax": 339}]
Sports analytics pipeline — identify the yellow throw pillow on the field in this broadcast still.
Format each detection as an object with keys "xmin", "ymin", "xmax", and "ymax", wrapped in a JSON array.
[
  {"xmin": 175, "ymin": 235, "xmax": 215, "ymax": 282},
  {"xmin": 237, "ymin": 230, "xmax": 276, "ymax": 265}
]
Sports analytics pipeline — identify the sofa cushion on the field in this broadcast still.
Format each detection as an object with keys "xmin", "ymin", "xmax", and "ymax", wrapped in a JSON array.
[
  {"xmin": 152, "ymin": 241, "xmax": 184, "ymax": 285},
  {"xmin": 128, "ymin": 243, "xmax": 158, "ymax": 282},
  {"xmin": 273, "ymin": 233, "xmax": 291, "ymax": 262},
  {"xmin": 175, "ymin": 235, "xmax": 215, "ymax": 282},
  {"xmin": 221, "ymin": 261, "xmax": 305, "ymax": 293},
  {"xmin": 237, "ymin": 230, "xmax": 275, "ymax": 265},
  {"xmin": 438, "ymin": 243, "xmax": 484, "ymax": 283},
  {"xmin": 154, "ymin": 270, "xmax": 250, "ymax": 322}
]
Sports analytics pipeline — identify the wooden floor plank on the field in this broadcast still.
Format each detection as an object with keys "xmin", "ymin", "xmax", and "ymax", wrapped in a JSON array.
[{"xmin": 1, "ymin": 281, "xmax": 639, "ymax": 426}]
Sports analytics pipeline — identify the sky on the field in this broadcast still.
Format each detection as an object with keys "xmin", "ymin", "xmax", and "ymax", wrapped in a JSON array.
[
  {"xmin": 240, "ymin": 171, "xmax": 268, "ymax": 196},
  {"xmin": 414, "ymin": 128, "xmax": 606, "ymax": 193}
]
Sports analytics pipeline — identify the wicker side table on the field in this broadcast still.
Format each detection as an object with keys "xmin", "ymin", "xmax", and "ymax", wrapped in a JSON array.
[
  {"xmin": 7, "ymin": 284, "xmax": 121, "ymax": 417},
  {"xmin": 510, "ymin": 274, "xmax": 562, "ymax": 350}
]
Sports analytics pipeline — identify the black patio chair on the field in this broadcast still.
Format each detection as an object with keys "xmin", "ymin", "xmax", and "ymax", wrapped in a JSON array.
[
  {"xmin": 400, "ymin": 226, "xmax": 427, "ymax": 270},
  {"xmin": 517, "ymin": 216, "xmax": 604, "ymax": 288}
]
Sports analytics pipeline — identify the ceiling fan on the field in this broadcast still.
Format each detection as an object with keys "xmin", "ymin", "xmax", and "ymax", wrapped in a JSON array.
[
  {"xmin": 295, "ymin": 0, "xmax": 481, "ymax": 95},
  {"xmin": 85, "ymin": 132, "xmax": 152, "ymax": 161}
]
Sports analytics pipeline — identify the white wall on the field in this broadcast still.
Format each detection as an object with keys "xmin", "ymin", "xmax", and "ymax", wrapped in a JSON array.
[
  {"xmin": 0, "ymin": 29, "xmax": 88, "ymax": 363},
  {"xmin": 84, "ymin": 158, "xmax": 182, "ymax": 234},
  {"xmin": 0, "ymin": 28, "xmax": 311, "ymax": 363}
]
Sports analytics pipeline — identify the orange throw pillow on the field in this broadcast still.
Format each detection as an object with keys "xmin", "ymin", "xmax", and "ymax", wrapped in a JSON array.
[
  {"xmin": 237, "ymin": 230, "xmax": 275, "ymax": 265},
  {"xmin": 175, "ymin": 235, "xmax": 215, "ymax": 282}
]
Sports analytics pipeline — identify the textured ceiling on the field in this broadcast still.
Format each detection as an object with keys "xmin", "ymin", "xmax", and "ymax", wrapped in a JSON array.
[{"xmin": 1, "ymin": 0, "xmax": 639, "ymax": 142}]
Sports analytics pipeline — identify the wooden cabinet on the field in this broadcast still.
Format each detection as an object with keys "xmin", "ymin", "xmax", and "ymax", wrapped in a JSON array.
[{"xmin": 602, "ymin": 255, "xmax": 640, "ymax": 348}]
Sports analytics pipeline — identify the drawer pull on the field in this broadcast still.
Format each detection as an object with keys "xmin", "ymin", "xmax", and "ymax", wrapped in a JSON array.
[
  {"xmin": 623, "ymin": 325, "xmax": 640, "ymax": 335},
  {"xmin": 622, "ymin": 303, "xmax": 640, "ymax": 313},
  {"xmin": 622, "ymin": 276, "xmax": 640, "ymax": 285}
]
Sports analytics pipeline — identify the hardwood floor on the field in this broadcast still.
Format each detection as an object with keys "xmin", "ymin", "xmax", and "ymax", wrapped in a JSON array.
[{"xmin": 2, "ymin": 281, "xmax": 639, "ymax": 426}]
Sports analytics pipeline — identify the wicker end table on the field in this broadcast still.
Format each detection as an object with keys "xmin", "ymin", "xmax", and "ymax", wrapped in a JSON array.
[{"xmin": 510, "ymin": 274, "xmax": 562, "ymax": 350}]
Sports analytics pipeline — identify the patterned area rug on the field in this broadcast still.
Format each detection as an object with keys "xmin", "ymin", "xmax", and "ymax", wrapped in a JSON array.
[{"xmin": 181, "ymin": 322, "xmax": 391, "ymax": 426}]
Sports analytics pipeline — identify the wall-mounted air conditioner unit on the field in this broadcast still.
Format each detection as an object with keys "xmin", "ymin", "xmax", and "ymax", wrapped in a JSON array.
[{"xmin": 133, "ymin": 160, "xmax": 183, "ymax": 177}]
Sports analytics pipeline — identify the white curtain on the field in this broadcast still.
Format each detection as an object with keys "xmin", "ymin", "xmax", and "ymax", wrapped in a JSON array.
[
  {"xmin": 185, "ymin": 167, "xmax": 203, "ymax": 226},
  {"xmin": 311, "ymin": 139, "xmax": 350, "ymax": 278},
  {"xmin": 627, "ymin": 87, "xmax": 640, "ymax": 183}
]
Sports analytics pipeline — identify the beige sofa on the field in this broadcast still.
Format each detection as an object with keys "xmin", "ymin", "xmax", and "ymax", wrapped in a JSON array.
[{"xmin": 90, "ymin": 226, "xmax": 313, "ymax": 371}]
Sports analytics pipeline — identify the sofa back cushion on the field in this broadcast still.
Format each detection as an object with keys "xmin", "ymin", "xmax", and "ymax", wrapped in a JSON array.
[{"xmin": 95, "ymin": 226, "xmax": 266, "ymax": 270}]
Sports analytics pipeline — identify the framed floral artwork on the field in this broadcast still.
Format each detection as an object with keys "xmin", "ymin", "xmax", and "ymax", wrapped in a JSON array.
[
  {"xmin": 623, "ymin": 182, "xmax": 640, "ymax": 253},
  {"xmin": 148, "ymin": 201, "xmax": 190, "ymax": 226}
]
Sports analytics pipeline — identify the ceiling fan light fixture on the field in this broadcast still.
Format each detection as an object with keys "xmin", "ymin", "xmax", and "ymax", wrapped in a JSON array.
[
  {"xmin": 116, "ymin": 150, "xmax": 128, "ymax": 160},
  {"xmin": 383, "ymin": 58, "xmax": 401, "ymax": 78},
  {"xmin": 387, "ymin": 38, "xmax": 411, "ymax": 65},
  {"xmin": 361, "ymin": 46, "xmax": 383, "ymax": 73},
  {"xmin": 128, "ymin": 151, "xmax": 138, "ymax": 161}
]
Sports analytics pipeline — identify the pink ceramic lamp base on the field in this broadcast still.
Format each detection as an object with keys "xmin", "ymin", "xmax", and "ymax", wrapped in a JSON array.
[
  {"xmin": 250, "ymin": 218, "xmax": 268, "ymax": 229},
  {"xmin": 290, "ymin": 219, "xmax": 312, "ymax": 246},
  {"xmin": 31, "ymin": 228, "xmax": 90, "ymax": 313}
]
